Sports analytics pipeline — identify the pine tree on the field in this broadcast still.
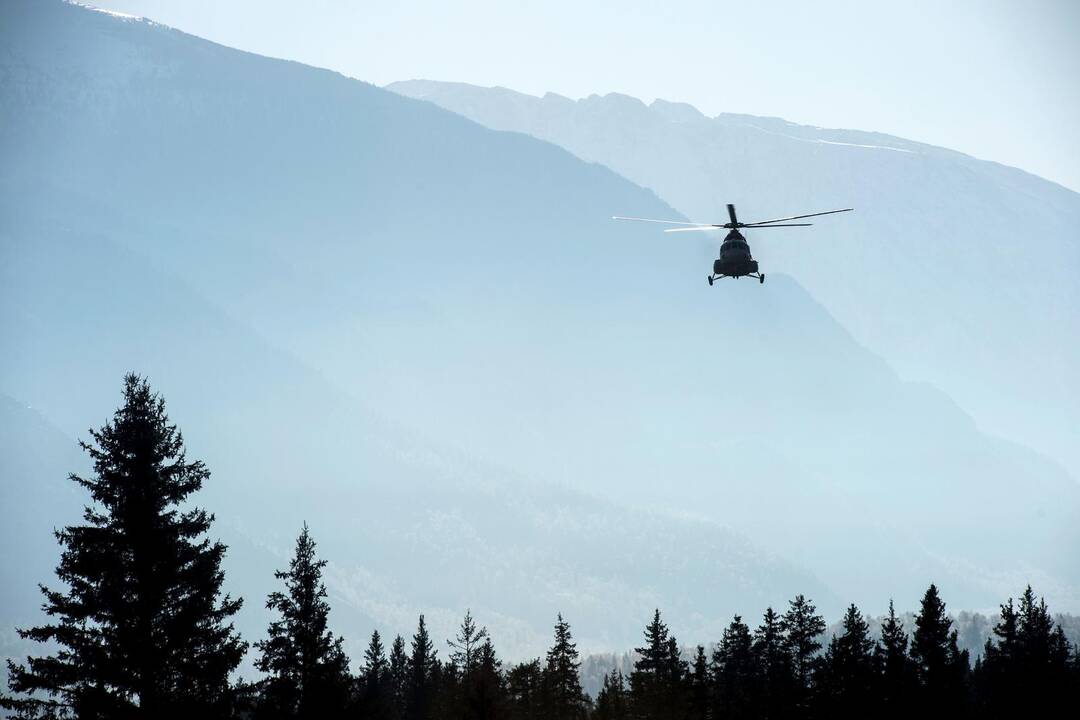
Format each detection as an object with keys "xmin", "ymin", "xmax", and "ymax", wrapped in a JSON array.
[
  {"xmin": 255, "ymin": 524, "xmax": 351, "ymax": 719},
  {"xmin": 753, "ymin": 606, "xmax": 795, "ymax": 719},
  {"xmin": 389, "ymin": 634, "xmax": 410, "ymax": 720},
  {"xmin": 406, "ymin": 615, "xmax": 440, "ymax": 720},
  {"xmin": 505, "ymin": 659, "xmax": 545, "ymax": 720},
  {"xmin": 543, "ymin": 614, "xmax": 586, "ymax": 720},
  {"xmin": 2, "ymin": 374, "xmax": 245, "ymax": 718},
  {"xmin": 629, "ymin": 609, "xmax": 685, "ymax": 719},
  {"xmin": 448, "ymin": 609, "xmax": 490, "ymax": 675},
  {"xmin": 979, "ymin": 586, "xmax": 1075, "ymax": 716},
  {"xmin": 711, "ymin": 615, "xmax": 757, "ymax": 720},
  {"xmin": 687, "ymin": 647, "xmax": 709, "ymax": 720},
  {"xmin": 814, "ymin": 604, "xmax": 876, "ymax": 719},
  {"xmin": 779, "ymin": 595, "xmax": 826, "ymax": 693},
  {"xmin": 875, "ymin": 600, "xmax": 914, "ymax": 719},
  {"xmin": 463, "ymin": 638, "xmax": 504, "ymax": 720},
  {"xmin": 358, "ymin": 630, "xmax": 394, "ymax": 720},
  {"xmin": 594, "ymin": 670, "xmax": 630, "ymax": 720},
  {"xmin": 910, "ymin": 584, "xmax": 968, "ymax": 715}
]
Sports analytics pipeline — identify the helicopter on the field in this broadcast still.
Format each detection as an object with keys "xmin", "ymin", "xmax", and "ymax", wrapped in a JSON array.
[{"xmin": 614, "ymin": 204, "xmax": 852, "ymax": 285}]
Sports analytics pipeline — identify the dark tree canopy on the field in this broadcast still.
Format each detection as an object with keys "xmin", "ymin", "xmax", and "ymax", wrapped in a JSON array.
[
  {"xmin": 2, "ymin": 374, "xmax": 245, "ymax": 719},
  {"xmin": 543, "ymin": 615, "xmax": 587, "ymax": 720},
  {"xmin": 255, "ymin": 524, "xmax": 351, "ymax": 719},
  {"xmin": 911, "ymin": 583, "xmax": 968, "ymax": 714}
]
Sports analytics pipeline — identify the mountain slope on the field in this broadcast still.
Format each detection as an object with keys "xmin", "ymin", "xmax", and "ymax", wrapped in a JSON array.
[
  {"xmin": 387, "ymin": 80, "xmax": 1080, "ymax": 479},
  {"xmin": 1, "ymin": 0, "xmax": 1078, "ymax": 641}
]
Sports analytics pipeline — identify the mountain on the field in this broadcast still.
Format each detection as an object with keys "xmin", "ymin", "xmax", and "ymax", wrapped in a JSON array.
[
  {"xmin": 0, "ymin": 0, "xmax": 1077, "ymax": 669},
  {"xmin": 387, "ymin": 80, "xmax": 1080, "ymax": 481}
]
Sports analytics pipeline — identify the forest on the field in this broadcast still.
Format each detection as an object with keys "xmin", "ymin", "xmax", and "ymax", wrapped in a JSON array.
[{"xmin": 3, "ymin": 375, "xmax": 1078, "ymax": 719}]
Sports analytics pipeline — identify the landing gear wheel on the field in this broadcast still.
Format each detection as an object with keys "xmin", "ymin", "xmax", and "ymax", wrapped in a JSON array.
[
  {"xmin": 707, "ymin": 275, "xmax": 714, "ymax": 286},
  {"xmin": 759, "ymin": 273, "xmax": 765, "ymax": 284}
]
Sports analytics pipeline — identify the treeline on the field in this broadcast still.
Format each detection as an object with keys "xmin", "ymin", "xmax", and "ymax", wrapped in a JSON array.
[{"xmin": 3, "ymin": 376, "xmax": 1079, "ymax": 718}]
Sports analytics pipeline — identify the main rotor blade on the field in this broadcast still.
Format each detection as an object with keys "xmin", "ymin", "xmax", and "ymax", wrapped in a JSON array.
[
  {"xmin": 612, "ymin": 216, "xmax": 717, "ymax": 227},
  {"xmin": 664, "ymin": 226, "xmax": 727, "ymax": 233},
  {"xmin": 741, "ymin": 223, "xmax": 812, "ymax": 228},
  {"xmin": 745, "ymin": 208, "xmax": 853, "ymax": 225}
]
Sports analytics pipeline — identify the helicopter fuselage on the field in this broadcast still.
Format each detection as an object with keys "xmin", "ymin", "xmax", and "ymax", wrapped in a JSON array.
[{"xmin": 710, "ymin": 229, "xmax": 763, "ymax": 284}]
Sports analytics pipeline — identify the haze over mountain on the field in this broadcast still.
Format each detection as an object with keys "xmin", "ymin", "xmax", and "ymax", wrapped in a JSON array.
[
  {"xmin": 2, "ymin": 0, "xmax": 1078, "ymax": 668},
  {"xmin": 388, "ymin": 80, "xmax": 1080, "ymax": 481}
]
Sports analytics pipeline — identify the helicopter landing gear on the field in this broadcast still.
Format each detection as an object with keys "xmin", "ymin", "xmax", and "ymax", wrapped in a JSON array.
[
  {"xmin": 760, "ymin": 273, "xmax": 765, "ymax": 284},
  {"xmin": 708, "ymin": 275, "xmax": 714, "ymax": 286}
]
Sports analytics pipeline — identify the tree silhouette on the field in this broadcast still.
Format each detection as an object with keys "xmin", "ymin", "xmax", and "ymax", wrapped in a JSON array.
[
  {"xmin": 357, "ymin": 630, "xmax": 394, "ymax": 720},
  {"xmin": 815, "ymin": 604, "xmax": 876, "ymax": 719},
  {"xmin": 406, "ymin": 615, "xmax": 440, "ymax": 720},
  {"xmin": 780, "ymin": 594, "xmax": 825, "ymax": 715},
  {"xmin": 687, "ymin": 646, "xmax": 709, "ymax": 720},
  {"xmin": 2, "ymin": 374, "xmax": 245, "ymax": 718},
  {"xmin": 593, "ymin": 670, "xmax": 629, "ymax": 720},
  {"xmin": 753, "ymin": 606, "xmax": 795, "ymax": 719},
  {"xmin": 543, "ymin": 614, "xmax": 586, "ymax": 720},
  {"xmin": 630, "ymin": 609, "xmax": 686, "ymax": 719},
  {"xmin": 255, "ymin": 524, "xmax": 351, "ymax": 718},
  {"xmin": 910, "ymin": 584, "xmax": 968, "ymax": 715},
  {"xmin": 388, "ymin": 634, "xmax": 409, "ymax": 719},
  {"xmin": 711, "ymin": 615, "xmax": 756, "ymax": 720},
  {"xmin": 505, "ymin": 659, "xmax": 545, "ymax": 720},
  {"xmin": 876, "ymin": 599, "xmax": 915, "ymax": 719}
]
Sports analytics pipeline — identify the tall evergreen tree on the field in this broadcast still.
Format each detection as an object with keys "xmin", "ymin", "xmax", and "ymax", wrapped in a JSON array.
[
  {"xmin": 358, "ymin": 630, "xmax": 394, "ymax": 720},
  {"xmin": 505, "ymin": 659, "xmax": 545, "ymax": 720},
  {"xmin": 710, "ymin": 615, "xmax": 757, "ymax": 720},
  {"xmin": 2, "ymin": 374, "xmax": 245, "ymax": 719},
  {"xmin": 910, "ymin": 584, "xmax": 968, "ymax": 715},
  {"xmin": 448, "ymin": 609, "xmax": 489, "ymax": 675},
  {"xmin": 543, "ymin": 614, "xmax": 586, "ymax": 720},
  {"xmin": 629, "ymin": 609, "xmax": 686, "ymax": 719},
  {"xmin": 463, "ymin": 638, "xmax": 504, "ymax": 720},
  {"xmin": 875, "ymin": 600, "xmax": 915, "ymax": 719},
  {"xmin": 687, "ymin": 647, "xmax": 710, "ymax": 720},
  {"xmin": 814, "ymin": 604, "xmax": 877, "ymax": 719},
  {"xmin": 255, "ymin": 524, "xmax": 351, "ymax": 719},
  {"xmin": 779, "ymin": 595, "xmax": 826, "ymax": 692},
  {"xmin": 978, "ymin": 586, "xmax": 1075, "ymax": 717},
  {"xmin": 594, "ymin": 670, "xmax": 630, "ymax": 720},
  {"xmin": 406, "ymin": 615, "xmax": 440, "ymax": 720},
  {"xmin": 753, "ymin": 606, "xmax": 795, "ymax": 719},
  {"xmin": 388, "ymin": 634, "xmax": 409, "ymax": 720}
]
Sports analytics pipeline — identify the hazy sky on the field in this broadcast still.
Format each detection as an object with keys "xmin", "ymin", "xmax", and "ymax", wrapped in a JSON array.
[{"xmin": 92, "ymin": 0, "xmax": 1080, "ymax": 192}]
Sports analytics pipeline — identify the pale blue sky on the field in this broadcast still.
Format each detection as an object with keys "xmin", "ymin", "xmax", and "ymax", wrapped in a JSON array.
[{"xmin": 92, "ymin": 0, "xmax": 1079, "ymax": 191}]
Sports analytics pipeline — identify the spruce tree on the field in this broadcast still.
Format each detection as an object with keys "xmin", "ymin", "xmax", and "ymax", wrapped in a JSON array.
[
  {"xmin": 815, "ymin": 604, "xmax": 876, "ymax": 719},
  {"xmin": 505, "ymin": 659, "xmax": 544, "ymax": 720},
  {"xmin": 464, "ymin": 639, "xmax": 504, "ymax": 720},
  {"xmin": 255, "ymin": 524, "xmax": 351, "ymax": 719},
  {"xmin": 630, "ymin": 609, "xmax": 685, "ymax": 719},
  {"xmin": 779, "ymin": 594, "xmax": 826, "ymax": 692},
  {"xmin": 543, "ymin": 614, "xmax": 586, "ymax": 720},
  {"xmin": 910, "ymin": 584, "xmax": 968, "ymax": 715},
  {"xmin": 388, "ymin": 634, "xmax": 409, "ymax": 720},
  {"xmin": 710, "ymin": 615, "xmax": 756, "ymax": 720},
  {"xmin": 979, "ymin": 586, "xmax": 1075, "ymax": 716},
  {"xmin": 687, "ymin": 647, "xmax": 710, "ymax": 720},
  {"xmin": 875, "ymin": 600, "xmax": 914, "ymax": 719},
  {"xmin": 406, "ymin": 615, "xmax": 440, "ymax": 720},
  {"xmin": 448, "ymin": 609, "xmax": 489, "ymax": 675},
  {"xmin": 358, "ymin": 630, "xmax": 394, "ymax": 720},
  {"xmin": 753, "ymin": 606, "xmax": 795, "ymax": 719},
  {"xmin": 594, "ymin": 670, "xmax": 629, "ymax": 720},
  {"xmin": 2, "ymin": 374, "xmax": 245, "ymax": 718}
]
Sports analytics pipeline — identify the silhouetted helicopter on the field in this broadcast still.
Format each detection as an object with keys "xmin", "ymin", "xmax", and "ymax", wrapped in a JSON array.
[{"xmin": 614, "ymin": 204, "xmax": 852, "ymax": 285}]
